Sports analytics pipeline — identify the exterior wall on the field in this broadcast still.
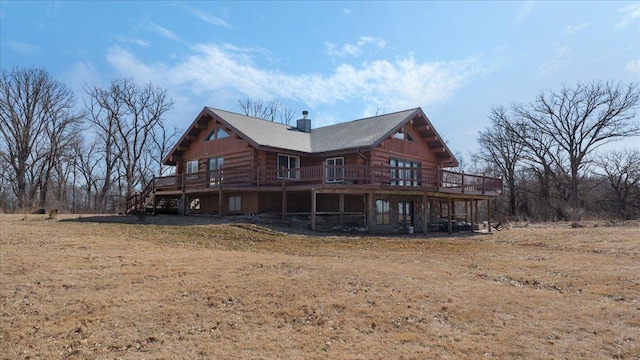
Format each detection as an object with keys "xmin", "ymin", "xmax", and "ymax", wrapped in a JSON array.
[{"xmin": 371, "ymin": 194, "xmax": 426, "ymax": 234}]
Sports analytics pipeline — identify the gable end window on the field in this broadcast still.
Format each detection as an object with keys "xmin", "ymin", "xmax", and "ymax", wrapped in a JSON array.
[{"xmin": 207, "ymin": 127, "xmax": 231, "ymax": 141}]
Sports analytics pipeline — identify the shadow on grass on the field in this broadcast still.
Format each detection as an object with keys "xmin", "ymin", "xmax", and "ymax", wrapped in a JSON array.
[{"xmin": 59, "ymin": 213, "xmax": 488, "ymax": 239}]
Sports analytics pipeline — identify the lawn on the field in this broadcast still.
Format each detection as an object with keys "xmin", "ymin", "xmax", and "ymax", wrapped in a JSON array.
[{"xmin": 1, "ymin": 214, "xmax": 638, "ymax": 359}]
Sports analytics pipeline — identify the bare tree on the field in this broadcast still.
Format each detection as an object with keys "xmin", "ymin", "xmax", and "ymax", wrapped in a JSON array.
[
  {"xmin": 238, "ymin": 98, "xmax": 295, "ymax": 124},
  {"xmin": 0, "ymin": 67, "xmax": 83, "ymax": 210},
  {"xmin": 84, "ymin": 77, "xmax": 174, "ymax": 211},
  {"xmin": 512, "ymin": 81, "xmax": 640, "ymax": 210},
  {"xmin": 476, "ymin": 106, "xmax": 525, "ymax": 218},
  {"xmin": 596, "ymin": 148, "xmax": 640, "ymax": 219}
]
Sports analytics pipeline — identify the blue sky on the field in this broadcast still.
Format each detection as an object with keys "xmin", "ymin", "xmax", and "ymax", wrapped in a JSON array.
[{"xmin": 1, "ymin": 1, "xmax": 639, "ymax": 158}]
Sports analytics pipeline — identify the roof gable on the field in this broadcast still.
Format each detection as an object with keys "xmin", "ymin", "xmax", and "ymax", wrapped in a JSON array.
[{"xmin": 164, "ymin": 106, "xmax": 458, "ymax": 167}]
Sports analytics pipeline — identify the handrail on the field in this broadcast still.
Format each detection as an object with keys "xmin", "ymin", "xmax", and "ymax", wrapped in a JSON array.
[{"xmin": 151, "ymin": 165, "xmax": 503, "ymax": 195}]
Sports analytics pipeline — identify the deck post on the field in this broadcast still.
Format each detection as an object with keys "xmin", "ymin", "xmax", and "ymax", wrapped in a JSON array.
[
  {"xmin": 475, "ymin": 199, "xmax": 480, "ymax": 230},
  {"xmin": 487, "ymin": 198, "xmax": 492, "ymax": 233},
  {"xmin": 367, "ymin": 192, "xmax": 374, "ymax": 234},
  {"xmin": 311, "ymin": 189, "xmax": 317, "ymax": 231},
  {"xmin": 422, "ymin": 194, "xmax": 428, "ymax": 235},
  {"xmin": 339, "ymin": 193, "xmax": 345, "ymax": 226},
  {"xmin": 469, "ymin": 199, "xmax": 474, "ymax": 234},
  {"xmin": 448, "ymin": 197, "xmax": 453, "ymax": 234}
]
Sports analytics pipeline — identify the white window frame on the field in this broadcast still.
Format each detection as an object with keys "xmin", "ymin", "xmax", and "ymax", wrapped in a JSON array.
[
  {"xmin": 277, "ymin": 154, "xmax": 300, "ymax": 180},
  {"xmin": 325, "ymin": 157, "xmax": 344, "ymax": 183},
  {"xmin": 186, "ymin": 160, "xmax": 199, "ymax": 174}
]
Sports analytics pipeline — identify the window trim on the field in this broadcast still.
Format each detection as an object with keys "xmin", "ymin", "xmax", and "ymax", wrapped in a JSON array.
[
  {"xmin": 277, "ymin": 154, "xmax": 300, "ymax": 180},
  {"xmin": 325, "ymin": 157, "xmax": 345, "ymax": 183},
  {"xmin": 186, "ymin": 160, "xmax": 199, "ymax": 174}
]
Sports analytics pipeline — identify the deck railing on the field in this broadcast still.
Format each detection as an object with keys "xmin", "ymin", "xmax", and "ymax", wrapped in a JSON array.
[{"xmin": 151, "ymin": 165, "xmax": 502, "ymax": 195}]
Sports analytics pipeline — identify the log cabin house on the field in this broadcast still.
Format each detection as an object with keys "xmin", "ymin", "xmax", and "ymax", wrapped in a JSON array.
[{"xmin": 128, "ymin": 107, "xmax": 502, "ymax": 233}]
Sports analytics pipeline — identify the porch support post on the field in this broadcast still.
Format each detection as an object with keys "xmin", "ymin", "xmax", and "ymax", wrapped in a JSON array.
[
  {"xmin": 487, "ymin": 198, "xmax": 492, "ymax": 233},
  {"xmin": 282, "ymin": 189, "xmax": 287, "ymax": 220},
  {"xmin": 367, "ymin": 192, "xmax": 374, "ymax": 234},
  {"xmin": 218, "ymin": 188, "xmax": 223, "ymax": 218},
  {"xmin": 475, "ymin": 199, "xmax": 480, "ymax": 231},
  {"xmin": 448, "ymin": 197, "xmax": 453, "ymax": 234},
  {"xmin": 339, "ymin": 193, "xmax": 345, "ymax": 226},
  {"xmin": 311, "ymin": 189, "xmax": 317, "ymax": 231},
  {"xmin": 422, "ymin": 194, "xmax": 428, "ymax": 235},
  {"xmin": 470, "ymin": 199, "xmax": 475, "ymax": 234}
]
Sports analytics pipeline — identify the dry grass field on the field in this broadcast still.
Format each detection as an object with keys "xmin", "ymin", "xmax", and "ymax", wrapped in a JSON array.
[{"xmin": 1, "ymin": 214, "xmax": 639, "ymax": 359}]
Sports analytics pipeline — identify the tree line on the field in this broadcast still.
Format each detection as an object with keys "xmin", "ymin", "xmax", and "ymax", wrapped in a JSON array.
[
  {"xmin": 0, "ymin": 67, "xmax": 177, "ymax": 213},
  {"xmin": 474, "ymin": 80, "xmax": 640, "ymax": 221},
  {"xmin": 1, "ymin": 67, "xmax": 638, "ymax": 220}
]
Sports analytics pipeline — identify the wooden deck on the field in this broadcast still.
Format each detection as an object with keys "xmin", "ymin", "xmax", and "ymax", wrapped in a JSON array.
[{"xmin": 153, "ymin": 165, "xmax": 501, "ymax": 194}]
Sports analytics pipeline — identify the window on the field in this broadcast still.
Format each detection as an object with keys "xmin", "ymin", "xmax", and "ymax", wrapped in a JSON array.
[
  {"xmin": 186, "ymin": 160, "xmax": 199, "ymax": 174},
  {"xmin": 208, "ymin": 157, "xmax": 224, "ymax": 186},
  {"xmin": 390, "ymin": 158, "xmax": 421, "ymax": 186},
  {"xmin": 376, "ymin": 199, "xmax": 390, "ymax": 225},
  {"xmin": 207, "ymin": 127, "xmax": 230, "ymax": 141},
  {"xmin": 325, "ymin": 157, "xmax": 344, "ymax": 183},
  {"xmin": 229, "ymin": 196, "xmax": 241, "ymax": 212},
  {"xmin": 277, "ymin": 154, "xmax": 300, "ymax": 179},
  {"xmin": 392, "ymin": 127, "xmax": 415, "ymax": 142}
]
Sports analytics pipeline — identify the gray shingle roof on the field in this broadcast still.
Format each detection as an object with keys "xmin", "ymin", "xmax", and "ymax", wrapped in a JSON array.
[
  {"xmin": 164, "ymin": 106, "xmax": 457, "ymax": 166},
  {"xmin": 207, "ymin": 107, "xmax": 419, "ymax": 153}
]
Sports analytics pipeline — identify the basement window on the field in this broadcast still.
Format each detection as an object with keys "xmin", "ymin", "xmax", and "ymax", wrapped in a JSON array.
[{"xmin": 229, "ymin": 196, "xmax": 241, "ymax": 213}]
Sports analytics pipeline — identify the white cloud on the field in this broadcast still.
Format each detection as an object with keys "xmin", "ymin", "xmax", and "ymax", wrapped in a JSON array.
[
  {"xmin": 63, "ymin": 61, "xmax": 100, "ymax": 99},
  {"xmin": 538, "ymin": 45, "xmax": 570, "ymax": 76},
  {"xmin": 513, "ymin": 1, "xmax": 536, "ymax": 25},
  {"xmin": 325, "ymin": 36, "xmax": 386, "ymax": 58},
  {"xmin": 626, "ymin": 59, "xmax": 640, "ymax": 74},
  {"xmin": 189, "ymin": 9, "xmax": 231, "ymax": 28},
  {"xmin": 115, "ymin": 36, "xmax": 149, "ymax": 48},
  {"xmin": 106, "ymin": 46, "xmax": 163, "ymax": 83},
  {"xmin": 616, "ymin": 3, "xmax": 640, "ymax": 29},
  {"xmin": 147, "ymin": 21, "xmax": 179, "ymax": 41},
  {"xmin": 6, "ymin": 39, "xmax": 42, "ymax": 54},
  {"xmin": 342, "ymin": 8, "xmax": 352, "ymax": 15},
  {"xmin": 105, "ymin": 43, "xmax": 489, "ymax": 117},
  {"xmin": 563, "ymin": 23, "xmax": 589, "ymax": 35}
]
